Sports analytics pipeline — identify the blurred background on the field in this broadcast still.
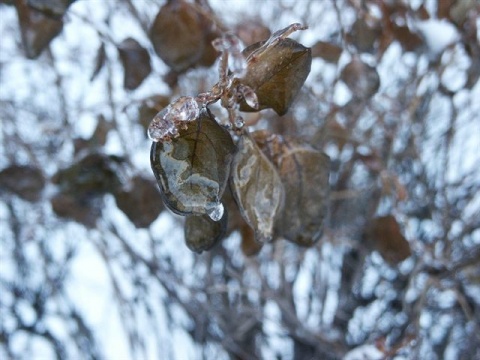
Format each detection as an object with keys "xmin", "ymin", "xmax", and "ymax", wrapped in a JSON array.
[{"xmin": 1, "ymin": 0, "xmax": 479, "ymax": 359}]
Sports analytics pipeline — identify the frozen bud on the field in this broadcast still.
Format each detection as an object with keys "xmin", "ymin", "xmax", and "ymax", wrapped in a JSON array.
[
  {"xmin": 168, "ymin": 96, "xmax": 200, "ymax": 122},
  {"xmin": 148, "ymin": 107, "xmax": 178, "ymax": 142}
]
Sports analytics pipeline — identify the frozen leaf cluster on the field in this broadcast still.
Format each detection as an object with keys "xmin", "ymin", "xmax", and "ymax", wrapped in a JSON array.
[{"xmin": 148, "ymin": 22, "xmax": 328, "ymax": 252}]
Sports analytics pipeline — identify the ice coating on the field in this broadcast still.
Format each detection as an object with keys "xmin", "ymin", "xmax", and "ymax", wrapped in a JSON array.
[
  {"xmin": 169, "ymin": 96, "xmax": 200, "ymax": 122},
  {"xmin": 212, "ymin": 33, "xmax": 247, "ymax": 77},
  {"xmin": 147, "ymin": 97, "xmax": 200, "ymax": 142},
  {"xmin": 148, "ymin": 107, "xmax": 178, "ymax": 142}
]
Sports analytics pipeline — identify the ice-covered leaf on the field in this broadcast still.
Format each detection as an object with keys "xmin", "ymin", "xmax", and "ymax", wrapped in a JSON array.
[
  {"xmin": 150, "ymin": 0, "xmax": 218, "ymax": 72},
  {"xmin": 237, "ymin": 31, "xmax": 311, "ymax": 115},
  {"xmin": 340, "ymin": 58, "xmax": 380, "ymax": 99},
  {"xmin": 114, "ymin": 176, "xmax": 163, "ymax": 228},
  {"xmin": 253, "ymin": 131, "xmax": 330, "ymax": 246},
  {"xmin": 118, "ymin": 37, "xmax": 151, "ymax": 90},
  {"xmin": 150, "ymin": 110, "xmax": 236, "ymax": 216},
  {"xmin": 0, "ymin": 165, "xmax": 45, "ymax": 202},
  {"xmin": 16, "ymin": 0, "xmax": 63, "ymax": 59},
  {"xmin": 230, "ymin": 132, "xmax": 284, "ymax": 243},
  {"xmin": 184, "ymin": 210, "xmax": 227, "ymax": 253},
  {"xmin": 367, "ymin": 215, "xmax": 411, "ymax": 265}
]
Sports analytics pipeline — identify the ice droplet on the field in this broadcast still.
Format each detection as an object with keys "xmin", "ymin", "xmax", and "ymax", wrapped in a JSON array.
[
  {"xmin": 148, "ymin": 107, "xmax": 178, "ymax": 142},
  {"xmin": 234, "ymin": 117, "xmax": 244, "ymax": 129},
  {"xmin": 168, "ymin": 96, "xmax": 200, "ymax": 122},
  {"xmin": 239, "ymin": 85, "xmax": 258, "ymax": 109},
  {"xmin": 207, "ymin": 202, "xmax": 224, "ymax": 222}
]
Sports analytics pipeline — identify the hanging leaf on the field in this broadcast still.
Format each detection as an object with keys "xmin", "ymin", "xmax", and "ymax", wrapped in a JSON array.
[
  {"xmin": 367, "ymin": 215, "xmax": 411, "ymax": 265},
  {"xmin": 150, "ymin": 110, "xmax": 236, "ymax": 217},
  {"xmin": 150, "ymin": 0, "xmax": 218, "ymax": 73},
  {"xmin": 16, "ymin": 0, "xmax": 63, "ymax": 59},
  {"xmin": 253, "ymin": 131, "xmax": 330, "ymax": 246},
  {"xmin": 114, "ymin": 176, "xmax": 164, "ymax": 228},
  {"xmin": 118, "ymin": 37, "xmax": 152, "ymax": 90},
  {"xmin": 0, "ymin": 165, "xmax": 45, "ymax": 202},
  {"xmin": 230, "ymin": 132, "xmax": 284, "ymax": 243},
  {"xmin": 184, "ymin": 210, "xmax": 227, "ymax": 253},
  {"xmin": 52, "ymin": 153, "xmax": 123, "ymax": 197},
  {"xmin": 236, "ymin": 26, "xmax": 311, "ymax": 115},
  {"xmin": 340, "ymin": 58, "xmax": 380, "ymax": 100}
]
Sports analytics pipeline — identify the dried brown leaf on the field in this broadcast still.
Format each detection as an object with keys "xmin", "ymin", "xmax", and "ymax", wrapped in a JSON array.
[
  {"xmin": 114, "ymin": 176, "xmax": 164, "ymax": 228},
  {"xmin": 311, "ymin": 41, "xmax": 343, "ymax": 63},
  {"xmin": 0, "ymin": 165, "xmax": 45, "ymax": 202},
  {"xmin": 340, "ymin": 58, "xmax": 380, "ymax": 99},
  {"xmin": 118, "ymin": 37, "xmax": 152, "ymax": 90},
  {"xmin": 368, "ymin": 215, "xmax": 411, "ymax": 265},
  {"xmin": 16, "ymin": 0, "xmax": 63, "ymax": 59}
]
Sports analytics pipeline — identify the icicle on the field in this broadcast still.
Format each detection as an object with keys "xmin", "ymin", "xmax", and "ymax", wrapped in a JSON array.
[{"xmin": 238, "ymin": 85, "xmax": 259, "ymax": 109}]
